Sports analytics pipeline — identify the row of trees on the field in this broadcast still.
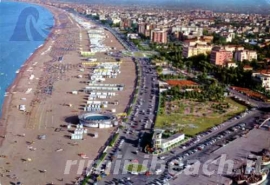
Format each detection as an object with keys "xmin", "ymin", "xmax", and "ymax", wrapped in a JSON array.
[
  {"xmin": 182, "ymin": 54, "xmax": 258, "ymax": 88},
  {"xmin": 162, "ymin": 83, "xmax": 225, "ymax": 102},
  {"xmin": 151, "ymin": 43, "xmax": 184, "ymax": 68},
  {"xmin": 159, "ymin": 74, "xmax": 185, "ymax": 81}
]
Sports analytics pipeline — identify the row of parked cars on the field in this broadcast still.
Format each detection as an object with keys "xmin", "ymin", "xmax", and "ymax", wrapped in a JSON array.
[
  {"xmin": 195, "ymin": 123, "xmax": 246, "ymax": 153},
  {"xmin": 105, "ymin": 137, "xmax": 125, "ymax": 163},
  {"xmin": 145, "ymin": 122, "xmax": 249, "ymax": 185},
  {"xmin": 179, "ymin": 109, "xmax": 253, "ymax": 151},
  {"xmin": 146, "ymin": 173, "xmax": 172, "ymax": 185},
  {"xmin": 107, "ymin": 176, "xmax": 134, "ymax": 185},
  {"xmin": 171, "ymin": 122, "xmax": 247, "ymax": 166},
  {"xmin": 167, "ymin": 123, "xmax": 249, "ymax": 177},
  {"xmin": 102, "ymin": 59, "xmax": 159, "ymax": 184},
  {"xmin": 129, "ymin": 62, "xmax": 157, "ymax": 131}
]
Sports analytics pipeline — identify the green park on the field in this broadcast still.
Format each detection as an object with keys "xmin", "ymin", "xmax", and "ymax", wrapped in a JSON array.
[{"xmin": 156, "ymin": 97, "xmax": 246, "ymax": 137}]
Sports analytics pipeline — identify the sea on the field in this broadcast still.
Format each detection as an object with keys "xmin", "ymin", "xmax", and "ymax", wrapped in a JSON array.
[{"xmin": 0, "ymin": 1, "xmax": 54, "ymax": 117}]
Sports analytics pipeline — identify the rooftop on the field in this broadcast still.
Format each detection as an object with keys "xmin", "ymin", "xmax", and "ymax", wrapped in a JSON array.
[
  {"xmin": 167, "ymin": 80, "xmax": 199, "ymax": 86},
  {"xmin": 163, "ymin": 133, "xmax": 185, "ymax": 143},
  {"xmin": 231, "ymin": 86, "xmax": 268, "ymax": 101},
  {"xmin": 153, "ymin": 128, "xmax": 165, "ymax": 134},
  {"xmin": 254, "ymin": 69, "xmax": 270, "ymax": 75},
  {"xmin": 243, "ymin": 65, "xmax": 253, "ymax": 70}
]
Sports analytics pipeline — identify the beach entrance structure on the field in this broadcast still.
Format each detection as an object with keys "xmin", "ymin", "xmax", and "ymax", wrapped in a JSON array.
[
  {"xmin": 94, "ymin": 132, "xmax": 98, "ymax": 138},
  {"xmin": 19, "ymin": 105, "xmax": 26, "ymax": 111},
  {"xmin": 71, "ymin": 125, "xmax": 88, "ymax": 140},
  {"xmin": 80, "ymin": 51, "xmax": 95, "ymax": 57},
  {"xmin": 71, "ymin": 133, "xmax": 83, "ymax": 140},
  {"xmin": 38, "ymin": 135, "xmax": 46, "ymax": 140},
  {"xmin": 85, "ymin": 84, "xmax": 124, "ymax": 92}
]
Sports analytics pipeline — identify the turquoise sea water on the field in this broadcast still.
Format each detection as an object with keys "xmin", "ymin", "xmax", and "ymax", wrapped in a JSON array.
[{"xmin": 0, "ymin": 1, "xmax": 54, "ymax": 117}]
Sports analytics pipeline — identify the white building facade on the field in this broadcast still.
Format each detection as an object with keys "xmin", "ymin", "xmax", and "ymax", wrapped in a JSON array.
[
  {"xmin": 252, "ymin": 71, "xmax": 270, "ymax": 91},
  {"xmin": 234, "ymin": 50, "xmax": 257, "ymax": 62}
]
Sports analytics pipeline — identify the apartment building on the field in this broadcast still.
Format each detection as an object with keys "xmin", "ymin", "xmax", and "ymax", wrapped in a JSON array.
[
  {"xmin": 234, "ymin": 50, "xmax": 257, "ymax": 62},
  {"xmin": 252, "ymin": 70, "xmax": 270, "ymax": 91},
  {"xmin": 182, "ymin": 39, "xmax": 212, "ymax": 58},
  {"xmin": 172, "ymin": 26, "xmax": 203, "ymax": 40},
  {"xmin": 224, "ymin": 45, "xmax": 245, "ymax": 52},
  {"xmin": 225, "ymin": 33, "xmax": 235, "ymax": 42},
  {"xmin": 150, "ymin": 29, "xmax": 168, "ymax": 44},
  {"xmin": 138, "ymin": 22, "xmax": 146, "ymax": 35},
  {"xmin": 210, "ymin": 46, "xmax": 233, "ymax": 66},
  {"xmin": 120, "ymin": 18, "xmax": 132, "ymax": 30}
]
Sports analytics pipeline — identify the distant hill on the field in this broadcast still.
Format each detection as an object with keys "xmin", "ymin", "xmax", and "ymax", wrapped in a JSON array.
[{"xmin": 62, "ymin": 0, "xmax": 270, "ymax": 14}]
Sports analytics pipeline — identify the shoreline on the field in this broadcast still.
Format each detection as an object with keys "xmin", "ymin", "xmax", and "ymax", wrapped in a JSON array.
[
  {"xmin": 0, "ymin": 2, "xmax": 135, "ymax": 184},
  {"xmin": 0, "ymin": 2, "xmax": 56, "ymax": 146},
  {"xmin": 0, "ymin": 0, "xmax": 136, "ymax": 184}
]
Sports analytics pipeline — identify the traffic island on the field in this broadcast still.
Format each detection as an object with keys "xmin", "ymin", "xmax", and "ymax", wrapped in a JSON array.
[{"xmin": 125, "ymin": 163, "xmax": 148, "ymax": 174}]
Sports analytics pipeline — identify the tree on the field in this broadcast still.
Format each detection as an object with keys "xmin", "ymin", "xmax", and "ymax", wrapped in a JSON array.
[
  {"xmin": 156, "ymin": 66, "xmax": 163, "ymax": 74},
  {"xmin": 100, "ymin": 20, "xmax": 107, "ymax": 25},
  {"xmin": 213, "ymin": 33, "xmax": 226, "ymax": 45},
  {"xmin": 112, "ymin": 23, "xmax": 120, "ymax": 27}
]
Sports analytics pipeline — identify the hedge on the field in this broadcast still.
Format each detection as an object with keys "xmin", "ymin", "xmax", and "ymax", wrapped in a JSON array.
[
  {"xmin": 109, "ymin": 133, "xmax": 119, "ymax": 147},
  {"xmin": 95, "ymin": 152, "xmax": 107, "ymax": 167}
]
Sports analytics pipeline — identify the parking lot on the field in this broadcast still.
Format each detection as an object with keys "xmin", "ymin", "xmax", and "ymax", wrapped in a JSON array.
[{"xmin": 146, "ymin": 110, "xmax": 262, "ymax": 185}]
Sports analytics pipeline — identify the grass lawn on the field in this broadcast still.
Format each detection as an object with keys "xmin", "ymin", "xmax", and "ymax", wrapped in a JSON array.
[
  {"xmin": 155, "ymin": 98, "xmax": 247, "ymax": 137},
  {"xmin": 125, "ymin": 164, "xmax": 148, "ymax": 172}
]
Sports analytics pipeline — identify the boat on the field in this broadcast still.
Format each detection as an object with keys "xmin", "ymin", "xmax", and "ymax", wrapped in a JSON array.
[
  {"xmin": 234, "ymin": 174, "xmax": 247, "ymax": 184},
  {"xmin": 233, "ymin": 164, "xmax": 248, "ymax": 184},
  {"xmin": 250, "ymin": 148, "xmax": 270, "ymax": 166},
  {"xmin": 260, "ymin": 149, "xmax": 270, "ymax": 165},
  {"xmin": 246, "ymin": 169, "xmax": 268, "ymax": 185},
  {"xmin": 262, "ymin": 156, "xmax": 270, "ymax": 166},
  {"xmin": 233, "ymin": 157, "xmax": 268, "ymax": 185}
]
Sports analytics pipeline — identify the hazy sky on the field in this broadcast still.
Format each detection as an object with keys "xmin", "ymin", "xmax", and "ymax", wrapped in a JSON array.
[{"xmin": 62, "ymin": 0, "xmax": 270, "ymax": 13}]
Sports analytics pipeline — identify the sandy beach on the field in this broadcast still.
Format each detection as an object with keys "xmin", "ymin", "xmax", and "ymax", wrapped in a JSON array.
[{"xmin": 0, "ymin": 4, "xmax": 135, "ymax": 185}]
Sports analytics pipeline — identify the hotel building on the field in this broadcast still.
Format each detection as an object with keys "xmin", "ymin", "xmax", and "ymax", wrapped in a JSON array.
[
  {"xmin": 150, "ymin": 29, "xmax": 168, "ymax": 44},
  {"xmin": 234, "ymin": 50, "xmax": 257, "ymax": 62},
  {"xmin": 210, "ymin": 46, "xmax": 233, "ymax": 66},
  {"xmin": 182, "ymin": 39, "xmax": 212, "ymax": 58}
]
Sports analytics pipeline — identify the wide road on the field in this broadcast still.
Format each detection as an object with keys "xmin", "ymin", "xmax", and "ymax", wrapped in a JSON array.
[
  {"xmin": 228, "ymin": 88, "xmax": 270, "ymax": 108},
  {"xmin": 96, "ymin": 57, "xmax": 159, "ymax": 184}
]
